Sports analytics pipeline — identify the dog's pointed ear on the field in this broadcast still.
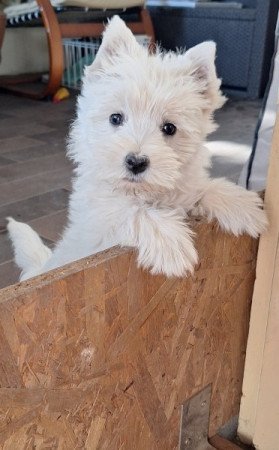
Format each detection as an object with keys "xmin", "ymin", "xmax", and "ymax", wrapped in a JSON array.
[
  {"xmin": 183, "ymin": 41, "xmax": 225, "ymax": 110},
  {"xmin": 85, "ymin": 16, "xmax": 143, "ymax": 76},
  {"xmin": 186, "ymin": 41, "xmax": 217, "ymax": 82}
]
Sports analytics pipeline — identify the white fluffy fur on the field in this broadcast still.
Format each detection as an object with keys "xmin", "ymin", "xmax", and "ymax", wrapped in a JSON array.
[
  {"xmin": 7, "ymin": 217, "xmax": 52, "ymax": 279},
  {"xmin": 7, "ymin": 16, "xmax": 268, "ymax": 281}
]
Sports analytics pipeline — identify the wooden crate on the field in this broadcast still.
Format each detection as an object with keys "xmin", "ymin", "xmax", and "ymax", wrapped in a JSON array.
[{"xmin": 0, "ymin": 221, "xmax": 258, "ymax": 449}]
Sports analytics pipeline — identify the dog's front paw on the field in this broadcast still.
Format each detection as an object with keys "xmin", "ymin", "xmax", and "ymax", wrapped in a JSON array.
[
  {"xmin": 243, "ymin": 193, "xmax": 268, "ymax": 237},
  {"xmin": 138, "ymin": 233, "xmax": 198, "ymax": 278},
  {"xmin": 219, "ymin": 190, "xmax": 268, "ymax": 238},
  {"xmin": 188, "ymin": 202, "xmax": 206, "ymax": 218},
  {"xmin": 151, "ymin": 244, "xmax": 198, "ymax": 278}
]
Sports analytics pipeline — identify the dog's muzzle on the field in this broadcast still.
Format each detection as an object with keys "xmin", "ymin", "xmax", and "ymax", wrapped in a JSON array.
[{"xmin": 125, "ymin": 153, "xmax": 150, "ymax": 175}]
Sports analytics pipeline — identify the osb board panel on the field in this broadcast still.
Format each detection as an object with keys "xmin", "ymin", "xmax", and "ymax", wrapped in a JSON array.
[{"xmin": 0, "ymin": 222, "xmax": 258, "ymax": 449}]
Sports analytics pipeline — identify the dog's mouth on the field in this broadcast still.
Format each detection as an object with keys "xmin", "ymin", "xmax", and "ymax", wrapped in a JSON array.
[
  {"xmin": 123, "ymin": 175, "xmax": 143, "ymax": 183},
  {"xmin": 115, "ymin": 175, "xmax": 152, "ymax": 195},
  {"xmin": 114, "ymin": 171, "xmax": 158, "ymax": 196}
]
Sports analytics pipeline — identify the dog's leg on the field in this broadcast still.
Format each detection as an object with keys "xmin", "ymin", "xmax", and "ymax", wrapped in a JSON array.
[
  {"xmin": 126, "ymin": 207, "xmax": 198, "ymax": 278},
  {"xmin": 195, "ymin": 178, "xmax": 268, "ymax": 237}
]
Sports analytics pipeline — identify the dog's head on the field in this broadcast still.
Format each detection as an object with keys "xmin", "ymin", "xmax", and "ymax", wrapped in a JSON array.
[{"xmin": 69, "ymin": 16, "xmax": 225, "ymax": 194}]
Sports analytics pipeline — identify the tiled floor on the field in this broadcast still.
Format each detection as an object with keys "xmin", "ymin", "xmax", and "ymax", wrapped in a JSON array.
[
  {"xmin": 0, "ymin": 90, "xmax": 76, "ymax": 288},
  {"xmin": 0, "ymin": 90, "xmax": 261, "ymax": 289}
]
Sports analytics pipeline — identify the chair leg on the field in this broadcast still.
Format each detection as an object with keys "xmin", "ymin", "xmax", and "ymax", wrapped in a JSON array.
[
  {"xmin": 37, "ymin": 0, "xmax": 64, "ymax": 98},
  {"xmin": 0, "ymin": 13, "xmax": 6, "ymax": 54},
  {"xmin": 140, "ymin": 8, "xmax": 156, "ymax": 50}
]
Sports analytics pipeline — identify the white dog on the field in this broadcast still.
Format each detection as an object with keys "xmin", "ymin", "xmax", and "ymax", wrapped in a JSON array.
[{"xmin": 8, "ymin": 16, "xmax": 267, "ymax": 281}]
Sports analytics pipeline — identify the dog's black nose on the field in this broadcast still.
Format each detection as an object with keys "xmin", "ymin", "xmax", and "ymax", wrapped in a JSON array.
[{"xmin": 125, "ymin": 153, "xmax": 150, "ymax": 175}]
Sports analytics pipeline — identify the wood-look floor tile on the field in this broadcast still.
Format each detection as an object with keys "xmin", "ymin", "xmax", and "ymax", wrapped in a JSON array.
[
  {"xmin": 0, "ymin": 189, "xmax": 69, "ymax": 228},
  {"xmin": 0, "ymin": 168, "xmax": 72, "ymax": 207},
  {"xmin": 2, "ymin": 142, "xmax": 66, "ymax": 162},
  {"xmin": 28, "ymin": 209, "xmax": 68, "ymax": 242},
  {"xmin": 0, "ymin": 156, "xmax": 16, "ymax": 166},
  {"xmin": 0, "ymin": 232, "xmax": 14, "ymax": 264},
  {"xmin": 0, "ymin": 260, "xmax": 20, "ymax": 289},
  {"xmin": 0, "ymin": 153, "xmax": 72, "ymax": 184},
  {"xmin": 0, "ymin": 136, "xmax": 47, "ymax": 154}
]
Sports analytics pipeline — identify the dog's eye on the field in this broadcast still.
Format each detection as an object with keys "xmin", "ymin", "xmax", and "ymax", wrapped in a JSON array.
[
  {"xmin": 110, "ymin": 113, "xmax": 123, "ymax": 126},
  {"xmin": 162, "ymin": 122, "xmax": 177, "ymax": 136}
]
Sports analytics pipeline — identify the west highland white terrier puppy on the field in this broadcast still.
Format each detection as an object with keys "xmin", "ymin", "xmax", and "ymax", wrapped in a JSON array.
[{"xmin": 8, "ymin": 16, "xmax": 267, "ymax": 281}]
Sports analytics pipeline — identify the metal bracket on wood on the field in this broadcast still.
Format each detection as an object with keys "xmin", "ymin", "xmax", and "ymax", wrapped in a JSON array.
[
  {"xmin": 179, "ymin": 385, "xmax": 242, "ymax": 450},
  {"xmin": 179, "ymin": 385, "xmax": 215, "ymax": 450}
]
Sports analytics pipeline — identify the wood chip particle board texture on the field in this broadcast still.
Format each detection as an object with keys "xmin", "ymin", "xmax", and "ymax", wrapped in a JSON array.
[{"xmin": 0, "ymin": 221, "xmax": 258, "ymax": 449}]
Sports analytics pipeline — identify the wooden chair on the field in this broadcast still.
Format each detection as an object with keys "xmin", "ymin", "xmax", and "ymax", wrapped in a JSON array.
[
  {"xmin": 0, "ymin": 1, "xmax": 155, "ymax": 99},
  {"xmin": 0, "ymin": 13, "xmax": 5, "ymax": 53}
]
